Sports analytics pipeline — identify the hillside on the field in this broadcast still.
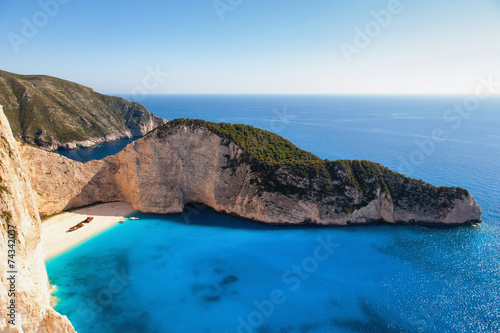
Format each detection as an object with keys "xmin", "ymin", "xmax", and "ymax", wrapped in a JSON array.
[{"xmin": 0, "ymin": 70, "xmax": 166, "ymax": 150}]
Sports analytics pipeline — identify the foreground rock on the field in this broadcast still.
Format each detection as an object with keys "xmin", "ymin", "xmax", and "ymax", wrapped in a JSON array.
[
  {"xmin": 0, "ymin": 106, "xmax": 75, "ymax": 332},
  {"xmin": 0, "ymin": 69, "xmax": 166, "ymax": 150},
  {"xmin": 22, "ymin": 120, "xmax": 482, "ymax": 226}
]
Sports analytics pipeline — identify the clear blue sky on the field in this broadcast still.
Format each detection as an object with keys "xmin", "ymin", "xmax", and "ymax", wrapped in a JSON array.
[{"xmin": 1, "ymin": 0, "xmax": 499, "ymax": 94}]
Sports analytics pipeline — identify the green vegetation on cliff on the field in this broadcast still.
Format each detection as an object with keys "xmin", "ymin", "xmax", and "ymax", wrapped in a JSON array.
[
  {"xmin": 0, "ymin": 70, "xmax": 165, "ymax": 148},
  {"xmin": 163, "ymin": 118, "xmax": 319, "ymax": 166},
  {"xmin": 158, "ymin": 119, "xmax": 469, "ymax": 211}
]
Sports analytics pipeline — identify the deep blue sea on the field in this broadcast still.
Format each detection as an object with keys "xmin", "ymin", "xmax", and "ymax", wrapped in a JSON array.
[{"xmin": 47, "ymin": 95, "xmax": 500, "ymax": 333}]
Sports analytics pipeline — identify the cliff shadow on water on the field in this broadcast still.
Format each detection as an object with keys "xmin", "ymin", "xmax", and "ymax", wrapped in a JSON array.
[{"xmin": 171, "ymin": 203, "xmax": 329, "ymax": 231}]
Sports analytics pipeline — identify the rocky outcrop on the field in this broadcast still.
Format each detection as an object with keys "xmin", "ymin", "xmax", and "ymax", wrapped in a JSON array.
[
  {"xmin": 21, "ymin": 121, "xmax": 482, "ymax": 226},
  {"xmin": 0, "ymin": 106, "xmax": 75, "ymax": 332},
  {"xmin": 0, "ymin": 69, "xmax": 167, "ymax": 150}
]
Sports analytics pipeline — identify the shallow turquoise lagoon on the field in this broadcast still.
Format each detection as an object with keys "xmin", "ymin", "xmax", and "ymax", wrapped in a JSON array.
[{"xmin": 46, "ymin": 208, "xmax": 500, "ymax": 333}]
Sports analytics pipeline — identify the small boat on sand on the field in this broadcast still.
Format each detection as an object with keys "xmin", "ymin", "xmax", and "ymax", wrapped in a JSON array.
[
  {"xmin": 66, "ymin": 223, "xmax": 84, "ymax": 233},
  {"xmin": 66, "ymin": 217, "xmax": 93, "ymax": 232},
  {"xmin": 82, "ymin": 217, "xmax": 94, "ymax": 224}
]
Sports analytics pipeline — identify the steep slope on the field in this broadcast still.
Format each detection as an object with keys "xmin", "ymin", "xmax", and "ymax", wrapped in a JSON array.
[
  {"xmin": 0, "ymin": 70, "xmax": 166, "ymax": 150},
  {"xmin": 21, "ymin": 119, "xmax": 482, "ymax": 226},
  {"xmin": 0, "ymin": 106, "xmax": 75, "ymax": 332}
]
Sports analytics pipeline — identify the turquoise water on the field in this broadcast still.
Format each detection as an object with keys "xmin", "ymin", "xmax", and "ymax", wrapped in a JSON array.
[{"xmin": 48, "ymin": 95, "xmax": 500, "ymax": 332}]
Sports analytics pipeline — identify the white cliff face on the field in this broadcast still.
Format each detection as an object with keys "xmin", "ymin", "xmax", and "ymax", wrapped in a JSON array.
[
  {"xmin": 443, "ymin": 194, "xmax": 482, "ymax": 224},
  {"xmin": 0, "ymin": 106, "xmax": 75, "ymax": 333},
  {"xmin": 21, "ymin": 124, "xmax": 482, "ymax": 226},
  {"xmin": 20, "ymin": 145, "xmax": 123, "ymax": 217}
]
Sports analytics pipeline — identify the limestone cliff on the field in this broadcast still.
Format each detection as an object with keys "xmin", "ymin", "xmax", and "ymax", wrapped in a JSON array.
[
  {"xmin": 22, "ymin": 120, "xmax": 481, "ymax": 226},
  {"xmin": 0, "ymin": 106, "xmax": 75, "ymax": 332},
  {"xmin": 0, "ymin": 69, "xmax": 167, "ymax": 150}
]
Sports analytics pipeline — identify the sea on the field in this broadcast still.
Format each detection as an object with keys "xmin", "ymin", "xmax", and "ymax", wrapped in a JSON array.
[{"xmin": 48, "ymin": 95, "xmax": 500, "ymax": 333}]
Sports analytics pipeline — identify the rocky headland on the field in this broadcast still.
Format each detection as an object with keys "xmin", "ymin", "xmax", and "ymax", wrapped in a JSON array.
[
  {"xmin": 0, "ymin": 70, "xmax": 166, "ymax": 151},
  {"xmin": 22, "ymin": 119, "xmax": 482, "ymax": 226}
]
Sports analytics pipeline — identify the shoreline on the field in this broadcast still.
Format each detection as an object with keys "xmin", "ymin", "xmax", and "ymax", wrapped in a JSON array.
[{"xmin": 42, "ymin": 202, "xmax": 137, "ymax": 260}]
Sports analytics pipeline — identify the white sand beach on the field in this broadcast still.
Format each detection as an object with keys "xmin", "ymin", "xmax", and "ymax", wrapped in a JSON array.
[{"xmin": 42, "ymin": 202, "xmax": 137, "ymax": 259}]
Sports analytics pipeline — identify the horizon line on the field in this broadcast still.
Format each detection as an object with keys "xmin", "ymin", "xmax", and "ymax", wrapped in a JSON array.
[{"xmin": 110, "ymin": 92, "xmax": 500, "ymax": 97}]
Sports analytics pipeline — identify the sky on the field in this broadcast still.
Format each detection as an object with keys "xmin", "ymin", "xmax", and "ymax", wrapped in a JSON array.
[{"xmin": 0, "ymin": 0, "xmax": 499, "ymax": 95}]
